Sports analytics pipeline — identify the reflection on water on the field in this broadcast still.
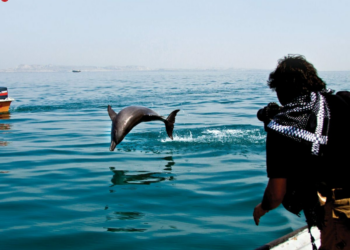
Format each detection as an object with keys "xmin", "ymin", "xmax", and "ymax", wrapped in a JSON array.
[
  {"xmin": 0, "ymin": 113, "xmax": 10, "ymax": 120},
  {"xmin": 106, "ymin": 156, "xmax": 176, "ymax": 233},
  {"xmin": 106, "ymin": 227, "xmax": 147, "ymax": 233},
  {"xmin": 105, "ymin": 211, "xmax": 147, "ymax": 233},
  {"xmin": 109, "ymin": 156, "xmax": 176, "ymax": 186},
  {"xmin": 163, "ymin": 156, "xmax": 175, "ymax": 171},
  {"xmin": 110, "ymin": 169, "xmax": 170, "ymax": 186},
  {"xmin": 106, "ymin": 211, "xmax": 145, "ymax": 221},
  {"xmin": 0, "ymin": 113, "xmax": 10, "ymax": 147},
  {"xmin": 0, "ymin": 124, "xmax": 10, "ymax": 130}
]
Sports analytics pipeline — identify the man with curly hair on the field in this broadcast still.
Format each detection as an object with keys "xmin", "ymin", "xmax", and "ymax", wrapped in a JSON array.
[{"xmin": 253, "ymin": 55, "xmax": 350, "ymax": 250}]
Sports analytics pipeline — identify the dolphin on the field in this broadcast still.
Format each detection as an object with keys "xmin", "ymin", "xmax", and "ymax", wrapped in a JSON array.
[{"xmin": 108, "ymin": 105, "xmax": 180, "ymax": 151}]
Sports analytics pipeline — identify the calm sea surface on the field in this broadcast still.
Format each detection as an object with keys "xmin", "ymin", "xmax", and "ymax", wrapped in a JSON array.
[{"xmin": 1, "ymin": 70, "xmax": 349, "ymax": 249}]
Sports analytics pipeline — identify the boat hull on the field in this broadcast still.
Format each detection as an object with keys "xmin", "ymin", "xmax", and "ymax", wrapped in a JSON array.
[
  {"xmin": 255, "ymin": 226, "xmax": 320, "ymax": 250},
  {"xmin": 0, "ymin": 100, "xmax": 13, "ymax": 113}
]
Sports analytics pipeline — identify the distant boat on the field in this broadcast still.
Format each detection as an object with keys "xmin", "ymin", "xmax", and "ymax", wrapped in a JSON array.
[
  {"xmin": 0, "ymin": 87, "xmax": 14, "ymax": 113},
  {"xmin": 72, "ymin": 70, "xmax": 81, "ymax": 73}
]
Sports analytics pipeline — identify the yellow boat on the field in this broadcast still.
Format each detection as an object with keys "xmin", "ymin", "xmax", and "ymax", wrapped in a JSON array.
[{"xmin": 0, "ymin": 87, "xmax": 14, "ymax": 113}]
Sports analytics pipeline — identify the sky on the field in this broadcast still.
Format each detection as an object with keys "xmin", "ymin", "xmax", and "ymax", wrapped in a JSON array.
[{"xmin": 1, "ymin": 0, "xmax": 349, "ymax": 70}]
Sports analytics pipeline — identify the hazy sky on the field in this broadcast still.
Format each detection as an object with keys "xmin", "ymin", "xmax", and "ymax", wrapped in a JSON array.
[{"xmin": 1, "ymin": 0, "xmax": 349, "ymax": 70}]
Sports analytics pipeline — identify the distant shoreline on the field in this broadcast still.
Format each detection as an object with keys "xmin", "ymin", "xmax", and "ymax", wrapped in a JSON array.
[
  {"xmin": 0, "ymin": 65, "xmax": 347, "ymax": 73},
  {"xmin": 0, "ymin": 64, "xmax": 151, "ymax": 73},
  {"xmin": 0, "ymin": 64, "xmax": 274, "ymax": 73}
]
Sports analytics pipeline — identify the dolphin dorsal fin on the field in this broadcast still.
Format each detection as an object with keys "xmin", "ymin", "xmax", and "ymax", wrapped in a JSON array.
[{"xmin": 108, "ymin": 105, "xmax": 118, "ymax": 120}]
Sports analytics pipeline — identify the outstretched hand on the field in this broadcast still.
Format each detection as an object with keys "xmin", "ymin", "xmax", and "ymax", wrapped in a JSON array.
[{"xmin": 253, "ymin": 203, "xmax": 269, "ymax": 226}]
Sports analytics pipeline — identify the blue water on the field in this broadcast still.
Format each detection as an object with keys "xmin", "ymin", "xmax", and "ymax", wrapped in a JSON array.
[{"xmin": 1, "ymin": 70, "xmax": 349, "ymax": 249}]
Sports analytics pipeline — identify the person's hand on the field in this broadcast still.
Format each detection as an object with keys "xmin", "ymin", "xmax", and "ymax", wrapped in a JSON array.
[{"xmin": 253, "ymin": 203, "xmax": 269, "ymax": 226}]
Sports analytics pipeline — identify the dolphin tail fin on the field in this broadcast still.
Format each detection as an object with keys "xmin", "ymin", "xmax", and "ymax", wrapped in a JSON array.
[
  {"xmin": 165, "ymin": 109, "xmax": 180, "ymax": 140},
  {"xmin": 108, "ymin": 105, "xmax": 118, "ymax": 121}
]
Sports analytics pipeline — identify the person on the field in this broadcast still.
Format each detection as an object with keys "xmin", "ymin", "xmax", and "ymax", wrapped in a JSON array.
[{"xmin": 253, "ymin": 55, "xmax": 350, "ymax": 250}]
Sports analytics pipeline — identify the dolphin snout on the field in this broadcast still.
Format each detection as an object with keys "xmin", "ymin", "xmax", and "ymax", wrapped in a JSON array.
[{"xmin": 110, "ymin": 141, "xmax": 117, "ymax": 151}]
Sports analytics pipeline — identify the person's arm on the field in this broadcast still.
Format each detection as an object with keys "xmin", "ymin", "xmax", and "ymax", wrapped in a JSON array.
[{"xmin": 253, "ymin": 178, "xmax": 287, "ymax": 225}]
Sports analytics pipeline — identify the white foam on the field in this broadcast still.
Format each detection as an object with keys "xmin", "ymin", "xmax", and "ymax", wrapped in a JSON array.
[
  {"xmin": 161, "ymin": 128, "xmax": 265, "ymax": 144},
  {"xmin": 161, "ymin": 131, "xmax": 194, "ymax": 142}
]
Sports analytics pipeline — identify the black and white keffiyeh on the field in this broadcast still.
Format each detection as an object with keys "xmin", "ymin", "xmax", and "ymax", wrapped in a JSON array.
[{"xmin": 267, "ymin": 89, "xmax": 334, "ymax": 156}]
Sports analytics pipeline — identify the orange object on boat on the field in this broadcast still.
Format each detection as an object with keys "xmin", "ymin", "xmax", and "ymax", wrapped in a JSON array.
[{"xmin": 0, "ymin": 87, "xmax": 14, "ymax": 113}]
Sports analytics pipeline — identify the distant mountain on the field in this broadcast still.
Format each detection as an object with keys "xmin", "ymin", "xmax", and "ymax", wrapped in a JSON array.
[{"xmin": 0, "ymin": 64, "xmax": 151, "ymax": 72}]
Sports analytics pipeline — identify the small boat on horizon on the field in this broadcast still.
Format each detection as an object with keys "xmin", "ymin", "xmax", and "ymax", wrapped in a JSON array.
[
  {"xmin": 72, "ymin": 70, "xmax": 81, "ymax": 73},
  {"xmin": 0, "ymin": 87, "xmax": 14, "ymax": 113}
]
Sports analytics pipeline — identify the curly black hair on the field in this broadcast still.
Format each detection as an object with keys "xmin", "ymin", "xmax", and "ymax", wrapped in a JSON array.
[{"xmin": 268, "ymin": 55, "xmax": 326, "ymax": 101}]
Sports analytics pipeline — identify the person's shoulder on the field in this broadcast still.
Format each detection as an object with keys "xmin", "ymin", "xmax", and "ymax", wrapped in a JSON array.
[
  {"xmin": 336, "ymin": 91, "xmax": 350, "ymax": 106},
  {"xmin": 324, "ymin": 90, "xmax": 350, "ymax": 111},
  {"xmin": 336, "ymin": 90, "xmax": 350, "ymax": 96}
]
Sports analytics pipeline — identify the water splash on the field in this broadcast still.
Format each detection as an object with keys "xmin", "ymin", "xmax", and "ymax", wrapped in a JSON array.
[{"xmin": 161, "ymin": 127, "xmax": 265, "ymax": 145}]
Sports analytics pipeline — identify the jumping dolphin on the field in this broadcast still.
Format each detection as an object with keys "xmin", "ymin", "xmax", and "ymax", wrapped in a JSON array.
[{"xmin": 108, "ymin": 105, "xmax": 180, "ymax": 151}]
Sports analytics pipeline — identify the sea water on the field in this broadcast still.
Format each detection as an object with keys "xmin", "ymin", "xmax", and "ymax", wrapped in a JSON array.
[{"xmin": 1, "ymin": 70, "xmax": 349, "ymax": 249}]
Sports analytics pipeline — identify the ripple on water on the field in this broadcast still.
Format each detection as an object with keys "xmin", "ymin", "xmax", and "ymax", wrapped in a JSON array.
[{"xmin": 1, "ymin": 70, "xmax": 333, "ymax": 249}]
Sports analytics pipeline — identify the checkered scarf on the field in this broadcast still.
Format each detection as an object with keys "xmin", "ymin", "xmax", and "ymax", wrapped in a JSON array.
[{"xmin": 267, "ymin": 89, "xmax": 334, "ymax": 156}]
